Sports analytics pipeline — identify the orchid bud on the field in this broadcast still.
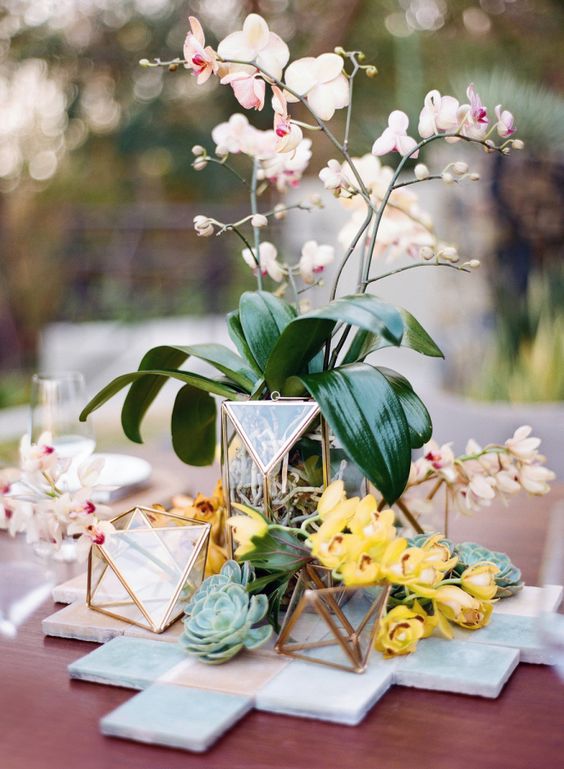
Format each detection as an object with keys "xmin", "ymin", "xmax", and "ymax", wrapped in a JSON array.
[
  {"xmin": 193, "ymin": 215, "xmax": 214, "ymax": 237},
  {"xmin": 502, "ymin": 147, "xmax": 511, "ymax": 155},
  {"xmin": 414, "ymin": 163, "xmax": 430, "ymax": 180},
  {"xmin": 274, "ymin": 204, "xmax": 287, "ymax": 221},
  {"xmin": 192, "ymin": 145, "xmax": 205, "ymax": 156},
  {"xmin": 215, "ymin": 145, "xmax": 229, "ymax": 157},
  {"xmin": 310, "ymin": 193, "xmax": 323, "ymax": 207},
  {"xmin": 168, "ymin": 63, "xmax": 178, "ymax": 72},
  {"xmin": 441, "ymin": 172, "xmax": 454, "ymax": 184},
  {"xmin": 452, "ymin": 161, "xmax": 468, "ymax": 175},
  {"xmin": 139, "ymin": 58, "xmax": 151, "ymax": 68},
  {"xmin": 512, "ymin": 139, "xmax": 524, "ymax": 150},
  {"xmin": 193, "ymin": 157, "xmax": 208, "ymax": 171},
  {"xmin": 468, "ymin": 259, "xmax": 480, "ymax": 268},
  {"xmin": 469, "ymin": 172, "xmax": 480, "ymax": 181},
  {"xmin": 365, "ymin": 65, "xmax": 378, "ymax": 78},
  {"xmin": 334, "ymin": 46, "xmax": 346, "ymax": 56},
  {"xmin": 441, "ymin": 247, "xmax": 459, "ymax": 262},
  {"xmin": 357, "ymin": 51, "xmax": 366, "ymax": 61},
  {"xmin": 420, "ymin": 246, "xmax": 434, "ymax": 260},
  {"xmin": 251, "ymin": 214, "xmax": 268, "ymax": 228}
]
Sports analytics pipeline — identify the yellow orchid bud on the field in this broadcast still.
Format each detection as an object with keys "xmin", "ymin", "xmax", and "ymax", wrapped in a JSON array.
[
  {"xmin": 460, "ymin": 561, "xmax": 499, "ymax": 600},
  {"xmin": 374, "ymin": 604, "xmax": 428, "ymax": 658},
  {"xmin": 317, "ymin": 479, "xmax": 347, "ymax": 519}
]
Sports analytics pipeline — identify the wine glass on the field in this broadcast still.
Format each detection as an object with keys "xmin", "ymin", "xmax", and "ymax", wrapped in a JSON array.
[
  {"xmin": 30, "ymin": 371, "xmax": 96, "ymax": 489},
  {"xmin": 538, "ymin": 501, "xmax": 564, "ymax": 681}
]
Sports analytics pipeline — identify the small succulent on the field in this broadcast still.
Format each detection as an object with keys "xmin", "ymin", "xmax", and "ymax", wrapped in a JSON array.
[
  {"xmin": 180, "ymin": 560, "xmax": 272, "ymax": 664},
  {"xmin": 454, "ymin": 542, "xmax": 524, "ymax": 598}
]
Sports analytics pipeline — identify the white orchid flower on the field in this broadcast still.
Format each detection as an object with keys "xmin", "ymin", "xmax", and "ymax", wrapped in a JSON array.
[
  {"xmin": 242, "ymin": 241, "xmax": 284, "ymax": 282},
  {"xmin": 284, "ymin": 53, "xmax": 349, "ymax": 121},
  {"xmin": 418, "ymin": 90, "xmax": 460, "ymax": 138},
  {"xmin": 272, "ymin": 86, "xmax": 303, "ymax": 153},
  {"xmin": 495, "ymin": 104, "xmax": 516, "ymax": 137},
  {"xmin": 183, "ymin": 16, "xmax": 218, "ymax": 84},
  {"xmin": 298, "ymin": 241, "xmax": 335, "ymax": 284},
  {"xmin": 217, "ymin": 14, "xmax": 289, "ymax": 81},
  {"xmin": 259, "ymin": 138, "xmax": 312, "ymax": 191},
  {"xmin": 372, "ymin": 111, "xmax": 419, "ymax": 158},
  {"xmin": 505, "ymin": 425, "xmax": 541, "ymax": 461},
  {"xmin": 221, "ymin": 71, "xmax": 266, "ymax": 110}
]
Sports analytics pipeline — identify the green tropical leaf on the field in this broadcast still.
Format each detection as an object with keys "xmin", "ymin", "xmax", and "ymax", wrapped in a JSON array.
[
  {"xmin": 289, "ymin": 363, "xmax": 412, "ymax": 504},
  {"xmin": 265, "ymin": 294, "xmax": 405, "ymax": 393},
  {"xmin": 118, "ymin": 343, "xmax": 254, "ymax": 443},
  {"xmin": 171, "ymin": 385, "xmax": 217, "ymax": 465},
  {"xmin": 376, "ymin": 366, "xmax": 432, "ymax": 448},
  {"xmin": 226, "ymin": 309, "xmax": 262, "ymax": 375},
  {"xmin": 239, "ymin": 291, "xmax": 296, "ymax": 374},
  {"xmin": 80, "ymin": 368, "xmax": 241, "ymax": 425},
  {"xmin": 343, "ymin": 308, "xmax": 443, "ymax": 363}
]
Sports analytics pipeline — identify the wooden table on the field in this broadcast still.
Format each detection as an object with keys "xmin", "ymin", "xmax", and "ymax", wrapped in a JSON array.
[{"xmin": 1, "ymin": 452, "xmax": 563, "ymax": 769}]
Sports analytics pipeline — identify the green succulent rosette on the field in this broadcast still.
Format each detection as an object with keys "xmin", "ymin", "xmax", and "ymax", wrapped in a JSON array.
[
  {"xmin": 181, "ymin": 560, "xmax": 272, "ymax": 664},
  {"xmin": 454, "ymin": 542, "xmax": 524, "ymax": 598}
]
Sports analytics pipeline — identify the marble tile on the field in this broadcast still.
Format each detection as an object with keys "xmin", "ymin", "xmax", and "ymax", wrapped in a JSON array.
[
  {"xmin": 42, "ymin": 602, "xmax": 183, "ymax": 644},
  {"xmin": 52, "ymin": 573, "xmax": 87, "ymax": 604},
  {"xmin": 159, "ymin": 651, "xmax": 289, "ymax": 697},
  {"xmin": 255, "ymin": 654, "xmax": 394, "ymax": 725},
  {"xmin": 69, "ymin": 637, "xmax": 187, "ymax": 689},
  {"xmin": 100, "ymin": 683, "xmax": 252, "ymax": 752},
  {"xmin": 452, "ymin": 614, "xmax": 551, "ymax": 664},
  {"xmin": 43, "ymin": 601, "xmax": 126, "ymax": 643},
  {"xmin": 494, "ymin": 585, "xmax": 562, "ymax": 617},
  {"xmin": 394, "ymin": 638, "xmax": 519, "ymax": 697}
]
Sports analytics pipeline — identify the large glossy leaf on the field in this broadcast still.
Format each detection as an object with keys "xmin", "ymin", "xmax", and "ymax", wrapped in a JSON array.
[
  {"xmin": 290, "ymin": 363, "xmax": 412, "ymax": 504},
  {"xmin": 80, "ymin": 368, "xmax": 241, "ymax": 425},
  {"xmin": 226, "ymin": 309, "xmax": 262, "ymax": 375},
  {"xmin": 119, "ymin": 344, "xmax": 255, "ymax": 443},
  {"xmin": 239, "ymin": 291, "xmax": 296, "ymax": 374},
  {"xmin": 265, "ymin": 294, "xmax": 405, "ymax": 393},
  {"xmin": 376, "ymin": 366, "xmax": 432, "ymax": 449},
  {"xmin": 343, "ymin": 308, "xmax": 443, "ymax": 364},
  {"xmin": 171, "ymin": 385, "xmax": 217, "ymax": 465}
]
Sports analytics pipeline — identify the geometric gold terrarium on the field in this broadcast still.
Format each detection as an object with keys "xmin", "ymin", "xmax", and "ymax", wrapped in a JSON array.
[
  {"xmin": 87, "ymin": 507, "xmax": 210, "ymax": 634},
  {"xmin": 275, "ymin": 564, "xmax": 390, "ymax": 674},
  {"xmin": 221, "ymin": 398, "xmax": 331, "ymax": 529}
]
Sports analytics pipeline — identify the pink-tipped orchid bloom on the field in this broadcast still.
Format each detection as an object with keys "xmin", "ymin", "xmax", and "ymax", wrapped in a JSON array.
[
  {"xmin": 217, "ymin": 14, "xmax": 289, "ymax": 81},
  {"xmin": 495, "ymin": 104, "xmax": 516, "ymax": 137},
  {"xmin": 271, "ymin": 86, "xmax": 303, "ymax": 153},
  {"xmin": 221, "ymin": 71, "xmax": 266, "ymax": 111},
  {"xmin": 418, "ymin": 89, "xmax": 460, "ymax": 138},
  {"xmin": 284, "ymin": 53, "xmax": 349, "ymax": 122},
  {"xmin": 183, "ymin": 16, "xmax": 218, "ymax": 84},
  {"xmin": 372, "ymin": 111, "xmax": 419, "ymax": 158},
  {"xmin": 298, "ymin": 241, "xmax": 335, "ymax": 284},
  {"xmin": 458, "ymin": 84, "xmax": 489, "ymax": 139}
]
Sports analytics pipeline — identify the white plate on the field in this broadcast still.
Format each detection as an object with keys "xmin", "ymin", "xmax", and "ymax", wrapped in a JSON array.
[{"xmin": 91, "ymin": 453, "xmax": 152, "ymax": 502}]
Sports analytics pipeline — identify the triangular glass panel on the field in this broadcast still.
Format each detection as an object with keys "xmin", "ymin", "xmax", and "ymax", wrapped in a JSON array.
[
  {"xmin": 88, "ymin": 508, "xmax": 210, "ymax": 632},
  {"xmin": 224, "ymin": 401, "xmax": 320, "ymax": 474}
]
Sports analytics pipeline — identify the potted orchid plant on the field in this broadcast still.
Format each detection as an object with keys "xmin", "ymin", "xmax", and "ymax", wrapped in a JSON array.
[{"xmin": 80, "ymin": 12, "xmax": 524, "ymax": 512}]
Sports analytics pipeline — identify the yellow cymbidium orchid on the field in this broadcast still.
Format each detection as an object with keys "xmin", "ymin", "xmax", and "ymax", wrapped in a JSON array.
[
  {"xmin": 310, "ymin": 531, "xmax": 363, "ymax": 571},
  {"xmin": 227, "ymin": 503, "xmax": 269, "ymax": 557},
  {"xmin": 374, "ymin": 602, "xmax": 434, "ymax": 658},
  {"xmin": 340, "ymin": 552, "xmax": 381, "ymax": 585},
  {"xmin": 434, "ymin": 585, "xmax": 494, "ymax": 630},
  {"xmin": 460, "ymin": 561, "xmax": 500, "ymax": 601}
]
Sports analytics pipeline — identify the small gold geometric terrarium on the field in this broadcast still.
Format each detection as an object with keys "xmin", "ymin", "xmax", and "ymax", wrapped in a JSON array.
[
  {"xmin": 87, "ymin": 507, "xmax": 210, "ymax": 633},
  {"xmin": 221, "ymin": 398, "xmax": 331, "ymax": 528},
  {"xmin": 276, "ymin": 565, "xmax": 390, "ymax": 674}
]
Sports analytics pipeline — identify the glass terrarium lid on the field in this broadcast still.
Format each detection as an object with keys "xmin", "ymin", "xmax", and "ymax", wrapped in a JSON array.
[{"xmin": 223, "ymin": 400, "xmax": 320, "ymax": 474}]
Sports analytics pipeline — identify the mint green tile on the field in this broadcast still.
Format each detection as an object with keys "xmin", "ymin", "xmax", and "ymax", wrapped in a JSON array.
[
  {"xmin": 255, "ymin": 655, "xmax": 394, "ymax": 725},
  {"xmin": 69, "ymin": 637, "xmax": 187, "ymax": 689},
  {"xmin": 394, "ymin": 637, "xmax": 519, "ymax": 697},
  {"xmin": 101, "ymin": 684, "xmax": 252, "ymax": 752},
  {"xmin": 453, "ymin": 614, "xmax": 549, "ymax": 664}
]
